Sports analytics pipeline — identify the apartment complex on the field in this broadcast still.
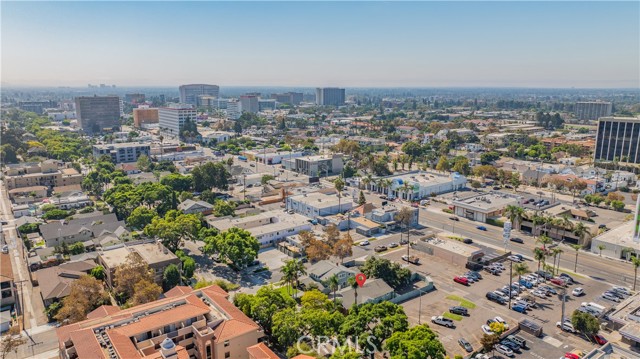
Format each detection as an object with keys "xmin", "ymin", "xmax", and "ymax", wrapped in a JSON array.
[
  {"xmin": 270, "ymin": 92, "xmax": 303, "ymax": 105},
  {"xmin": 97, "ymin": 240, "xmax": 181, "ymax": 289},
  {"xmin": 315, "ymin": 88, "xmax": 345, "ymax": 106},
  {"xmin": 75, "ymin": 96, "xmax": 121, "ymax": 135},
  {"xmin": 283, "ymin": 154, "xmax": 344, "ymax": 178},
  {"xmin": 575, "ymin": 101, "xmax": 612, "ymax": 121},
  {"xmin": 286, "ymin": 191, "xmax": 354, "ymax": 218},
  {"xmin": 594, "ymin": 116, "xmax": 640, "ymax": 163},
  {"xmin": 179, "ymin": 84, "xmax": 220, "ymax": 106},
  {"xmin": 158, "ymin": 105, "xmax": 197, "ymax": 138},
  {"xmin": 133, "ymin": 107, "xmax": 160, "ymax": 128},
  {"xmin": 92, "ymin": 143, "xmax": 151, "ymax": 163},
  {"xmin": 56, "ymin": 285, "xmax": 264, "ymax": 359},
  {"xmin": 3, "ymin": 160, "xmax": 83, "ymax": 190},
  {"xmin": 239, "ymin": 95, "xmax": 259, "ymax": 114}
]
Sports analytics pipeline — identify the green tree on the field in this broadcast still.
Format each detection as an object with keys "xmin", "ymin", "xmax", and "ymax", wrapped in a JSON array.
[
  {"xmin": 358, "ymin": 190, "xmax": 367, "ymax": 206},
  {"xmin": 510, "ymin": 173, "xmax": 521, "ymax": 191},
  {"xmin": 191, "ymin": 161, "xmax": 230, "ymax": 192},
  {"xmin": 163, "ymin": 264, "xmax": 181, "ymax": 291},
  {"xmin": 451, "ymin": 156, "xmax": 470, "ymax": 175},
  {"xmin": 261, "ymin": 174, "xmax": 275, "ymax": 185},
  {"xmin": 325, "ymin": 274, "xmax": 340, "ymax": 306},
  {"xmin": 17, "ymin": 223, "xmax": 39, "ymax": 234},
  {"xmin": 513, "ymin": 263, "xmax": 530, "ymax": 285},
  {"xmin": 161, "ymin": 173, "xmax": 193, "ymax": 192},
  {"xmin": 597, "ymin": 244, "xmax": 606, "ymax": 256},
  {"xmin": 334, "ymin": 178, "xmax": 345, "ymax": 210},
  {"xmin": 90, "ymin": 265, "xmax": 106, "ymax": 281},
  {"xmin": 204, "ymin": 227, "xmax": 260, "ymax": 269},
  {"xmin": 435, "ymin": 155, "xmax": 450, "ymax": 172},
  {"xmin": 68, "ymin": 242, "xmax": 85, "ymax": 255},
  {"xmin": 571, "ymin": 244, "xmax": 582, "ymax": 272},
  {"xmin": 571, "ymin": 310, "xmax": 601, "ymax": 338},
  {"xmin": 361, "ymin": 256, "xmax": 411, "ymax": 290},
  {"xmin": 213, "ymin": 199, "xmax": 236, "ymax": 217},
  {"xmin": 136, "ymin": 154, "xmax": 152, "ymax": 172},
  {"xmin": 182, "ymin": 257, "xmax": 196, "ymax": 279},
  {"xmin": 385, "ymin": 324, "xmax": 446, "ymax": 359},
  {"xmin": 144, "ymin": 210, "xmax": 202, "ymax": 252},
  {"xmin": 42, "ymin": 209, "xmax": 70, "ymax": 220},
  {"xmin": 126, "ymin": 207, "xmax": 158, "ymax": 230},
  {"xmin": 55, "ymin": 275, "xmax": 109, "ymax": 324},
  {"xmin": 480, "ymin": 334, "xmax": 500, "ymax": 356},
  {"xmin": 234, "ymin": 285, "xmax": 296, "ymax": 335},
  {"xmin": 633, "ymin": 256, "xmax": 640, "ymax": 291}
]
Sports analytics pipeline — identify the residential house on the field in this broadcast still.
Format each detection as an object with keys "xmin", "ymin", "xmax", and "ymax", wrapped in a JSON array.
[
  {"xmin": 337, "ymin": 278, "xmax": 395, "ymax": 309},
  {"xmin": 35, "ymin": 260, "xmax": 97, "ymax": 307},
  {"xmin": 39, "ymin": 212, "xmax": 128, "ymax": 248},
  {"xmin": 56, "ymin": 285, "xmax": 264, "ymax": 359},
  {"xmin": 178, "ymin": 199, "xmax": 214, "ymax": 215},
  {"xmin": 7, "ymin": 185, "xmax": 48, "ymax": 205},
  {"xmin": 304, "ymin": 260, "xmax": 356, "ymax": 292}
]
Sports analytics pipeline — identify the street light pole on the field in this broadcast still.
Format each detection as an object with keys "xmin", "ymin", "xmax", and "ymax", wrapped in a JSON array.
[{"xmin": 508, "ymin": 259, "xmax": 513, "ymax": 309}]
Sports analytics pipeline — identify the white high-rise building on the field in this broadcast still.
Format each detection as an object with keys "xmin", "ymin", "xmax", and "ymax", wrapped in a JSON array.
[
  {"xmin": 179, "ymin": 84, "xmax": 220, "ymax": 106},
  {"xmin": 226, "ymin": 100, "xmax": 241, "ymax": 120},
  {"xmin": 315, "ymin": 88, "xmax": 345, "ymax": 106},
  {"xmin": 158, "ymin": 104, "xmax": 196, "ymax": 138}
]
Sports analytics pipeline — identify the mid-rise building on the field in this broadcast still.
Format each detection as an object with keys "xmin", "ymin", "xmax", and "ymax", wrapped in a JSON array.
[
  {"xmin": 315, "ymin": 87, "xmax": 345, "ymax": 106},
  {"xmin": 283, "ymin": 154, "xmax": 344, "ymax": 177},
  {"xmin": 92, "ymin": 143, "xmax": 151, "ymax": 163},
  {"xmin": 75, "ymin": 96, "xmax": 121, "ymax": 135},
  {"xmin": 239, "ymin": 95, "xmax": 259, "ymax": 114},
  {"xmin": 258, "ymin": 99, "xmax": 276, "ymax": 112},
  {"xmin": 3, "ymin": 160, "xmax": 82, "ymax": 190},
  {"xmin": 594, "ymin": 116, "xmax": 640, "ymax": 163},
  {"xmin": 286, "ymin": 191, "xmax": 354, "ymax": 218},
  {"xmin": 133, "ymin": 107, "xmax": 159, "ymax": 128},
  {"xmin": 575, "ymin": 101, "xmax": 612, "ymax": 121},
  {"xmin": 271, "ymin": 92, "xmax": 303, "ymax": 105},
  {"xmin": 18, "ymin": 100, "xmax": 57, "ymax": 115},
  {"xmin": 198, "ymin": 96, "xmax": 228, "ymax": 110},
  {"xmin": 226, "ymin": 100, "xmax": 241, "ymax": 120},
  {"xmin": 179, "ymin": 84, "xmax": 220, "ymax": 105},
  {"xmin": 56, "ymin": 284, "xmax": 264, "ymax": 359},
  {"xmin": 158, "ymin": 104, "xmax": 197, "ymax": 138},
  {"xmin": 124, "ymin": 93, "xmax": 146, "ymax": 104}
]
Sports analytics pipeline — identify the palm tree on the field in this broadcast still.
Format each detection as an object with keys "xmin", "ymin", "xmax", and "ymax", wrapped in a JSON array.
[
  {"xmin": 560, "ymin": 215, "xmax": 573, "ymax": 242},
  {"xmin": 633, "ymin": 257, "xmax": 640, "ymax": 291},
  {"xmin": 597, "ymin": 244, "xmax": 606, "ymax": 256},
  {"xmin": 401, "ymin": 182, "xmax": 412, "ymax": 201},
  {"xmin": 504, "ymin": 205, "xmax": 524, "ymax": 229},
  {"xmin": 395, "ymin": 207, "xmax": 414, "ymax": 256},
  {"xmin": 325, "ymin": 274, "xmax": 340, "ymax": 305},
  {"xmin": 513, "ymin": 263, "xmax": 530, "ymax": 285},
  {"xmin": 347, "ymin": 276, "xmax": 359, "ymax": 309},
  {"xmin": 334, "ymin": 178, "xmax": 345, "ymax": 210},
  {"xmin": 291, "ymin": 259, "xmax": 306, "ymax": 296},
  {"xmin": 551, "ymin": 248, "xmax": 564, "ymax": 275},
  {"xmin": 570, "ymin": 244, "xmax": 582, "ymax": 272},
  {"xmin": 381, "ymin": 178, "xmax": 392, "ymax": 195},
  {"xmin": 533, "ymin": 248, "xmax": 546, "ymax": 272},
  {"xmin": 536, "ymin": 235, "xmax": 553, "ymax": 251},
  {"xmin": 362, "ymin": 174, "xmax": 373, "ymax": 191},
  {"xmin": 622, "ymin": 247, "xmax": 635, "ymax": 261},
  {"xmin": 282, "ymin": 261, "xmax": 296, "ymax": 295},
  {"xmin": 572, "ymin": 222, "xmax": 591, "ymax": 246}
]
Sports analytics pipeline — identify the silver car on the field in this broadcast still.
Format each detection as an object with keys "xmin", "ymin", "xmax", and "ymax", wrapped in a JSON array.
[{"xmin": 494, "ymin": 344, "xmax": 514, "ymax": 357}]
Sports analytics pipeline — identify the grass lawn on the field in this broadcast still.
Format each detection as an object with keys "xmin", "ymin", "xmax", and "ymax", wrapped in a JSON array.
[
  {"xmin": 442, "ymin": 312, "xmax": 463, "ymax": 321},
  {"xmin": 275, "ymin": 284, "xmax": 303, "ymax": 299},
  {"xmin": 559, "ymin": 269, "xmax": 587, "ymax": 279},
  {"xmin": 446, "ymin": 295, "xmax": 477, "ymax": 309}
]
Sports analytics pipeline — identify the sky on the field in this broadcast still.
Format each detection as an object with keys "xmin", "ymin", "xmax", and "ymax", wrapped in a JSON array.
[{"xmin": 1, "ymin": 1, "xmax": 639, "ymax": 88}]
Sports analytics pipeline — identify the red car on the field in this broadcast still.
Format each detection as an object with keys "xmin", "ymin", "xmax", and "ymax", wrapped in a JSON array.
[
  {"xmin": 550, "ymin": 278, "xmax": 566, "ymax": 287},
  {"xmin": 591, "ymin": 334, "xmax": 607, "ymax": 345},
  {"xmin": 564, "ymin": 353, "xmax": 579, "ymax": 359},
  {"xmin": 453, "ymin": 276, "xmax": 469, "ymax": 286}
]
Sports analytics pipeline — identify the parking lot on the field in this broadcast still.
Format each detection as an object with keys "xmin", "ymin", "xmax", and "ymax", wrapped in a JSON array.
[{"xmin": 381, "ymin": 248, "xmax": 618, "ymax": 358}]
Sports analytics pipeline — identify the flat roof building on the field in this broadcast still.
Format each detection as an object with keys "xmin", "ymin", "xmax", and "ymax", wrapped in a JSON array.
[
  {"xmin": 366, "ymin": 171, "xmax": 467, "ymax": 201},
  {"xmin": 179, "ymin": 84, "xmax": 219, "ymax": 106},
  {"xmin": 315, "ymin": 88, "xmax": 345, "ymax": 106},
  {"xmin": 575, "ymin": 101, "xmax": 612, "ymax": 121},
  {"xmin": 286, "ymin": 191, "xmax": 354, "ymax": 218},
  {"xmin": 75, "ymin": 96, "xmax": 121, "ymax": 135},
  {"xmin": 92, "ymin": 142, "xmax": 151, "ymax": 164},
  {"xmin": 594, "ymin": 116, "xmax": 640, "ymax": 164},
  {"xmin": 452, "ymin": 193, "xmax": 522, "ymax": 222},
  {"xmin": 158, "ymin": 104, "xmax": 197, "ymax": 138},
  {"xmin": 133, "ymin": 107, "xmax": 159, "ymax": 128}
]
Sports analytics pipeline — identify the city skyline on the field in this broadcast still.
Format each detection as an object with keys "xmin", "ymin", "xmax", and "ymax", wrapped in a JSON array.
[{"xmin": 2, "ymin": 1, "xmax": 639, "ymax": 88}]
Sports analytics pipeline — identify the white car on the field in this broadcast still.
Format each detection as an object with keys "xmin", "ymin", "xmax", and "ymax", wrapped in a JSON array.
[
  {"xmin": 602, "ymin": 292, "xmax": 620, "ymax": 302},
  {"xmin": 556, "ymin": 321, "xmax": 576, "ymax": 333},
  {"xmin": 531, "ymin": 290, "xmax": 547, "ymax": 299},
  {"xmin": 572, "ymin": 287, "xmax": 584, "ymax": 296},
  {"xmin": 507, "ymin": 255, "xmax": 522, "ymax": 262},
  {"xmin": 495, "ymin": 344, "xmax": 514, "ymax": 357},
  {"xmin": 1, "ymin": 245, "xmax": 8, "ymax": 254},
  {"xmin": 360, "ymin": 240, "xmax": 370, "ymax": 246},
  {"xmin": 481, "ymin": 325, "xmax": 493, "ymax": 335},
  {"xmin": 431, "ymin": 316, "xmax": 455, "ymax": 328}
]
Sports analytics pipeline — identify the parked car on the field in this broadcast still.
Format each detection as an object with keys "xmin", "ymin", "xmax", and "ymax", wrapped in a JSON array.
[
  {"xmin": 559, "ymin": 273, "xmax": 575, "ymax": 284},
  {"xmin": 506, "ymin": 334, "xmax": 527, "ymax": 349},
  {"xmin": 458, "ymin": 338, "xmax": 473, "ymax": 353},
  {"xmin": 556, "ymin": 321, "xmax": 576, "ymax": 333},
  {"xmin": 535, "ymin": 270, "xmax": 553, "ymax": 280},
  {"xmin": 500, "ymin": 340, "xmax": 521, "ymax": 353},
  {"xmin": 494, "ymin": 344, "xmax": 514, "ymax": 357},
  {"xmin": 454, "ymin": 276, "xmax": 469, "ymax": 286},
  {"xmin": 540, "ymin": 286, "xmax": 557, "ymax": 295},
  {"xmin": 399, "ymin": 238, "xmax": 409, "ymax": 245},
  {"xmin": 463, "ymin": 238, "xmax": 473, "ymax": 244},
  {"xmin": 477, "ymin": 226, "xmax": 487, "ymax": 231},
  {"xmin": 591, "ymin": 334, "xmax": 608, "ymax": 345},
  {"xmin": 449, "ymin": 216, "xmax": 460, "ymax": 221},
  {"xmin": 602, "ymin": 292, "xmax": 621, "ymax": 302},
  {"xmin": 450, "ymin": 306, "xmax": 469, "ymax": 316},
  {"xmin": 572, "ymin": 288, "xmax": 584, "ymax": 296},
  {"xmin": 513, "ymin": 303, "xmax": 529, "ymax": 312},
  {"xmin": 388, "ymin": 242, "xmax": 398, "ymax": 248},
  {"xmin": 510, "ymin": 237, "xmax": 524, "ymax": 244},
  {"xmin": 431, "ymin": 316, "xmax": 455, "ymax": 328},
  {"xmin": 550, "ymin": 278, "xmax": 567, "ymax": 287},
  {"xmin": 374, "ymin": 245, "xmax": 387, "ymax": 252},
  {"xmin": 612, "ymin": 286, "xmax": 631, "ymax": 296},
  {"xmin": 465, "ymin": 271, "xmax": 482, "ymax": 280},
  {"xmin": 1, "ymin": 245, "xmax": 8, "ymax": 254},
  {"xmin": 481, "ymin": 325, "xmax": 494, "ymax": 335},
  {"xmin": 519, "ymin": 279, "xmax": 533, "ymax": 289},
  {"xmin": 507, "ymin": 255, "xmax": 522, "ymax": 262},
  {"xmin": 564, "ymin": 353, "xmax": 580, "ymax": 359},
  {"xmin": 360, "ymin": 240, "xmax": 370, "ymax": 246}
]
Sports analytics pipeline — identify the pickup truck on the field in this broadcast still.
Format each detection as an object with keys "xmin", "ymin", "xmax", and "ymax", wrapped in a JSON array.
[
  {"xmin": 402, "ymin": 255, "xmax": 420, "ymax": 264},
  {"xmin": 431, "ymin": 316, "xmax": 455, "ymax": 328}
]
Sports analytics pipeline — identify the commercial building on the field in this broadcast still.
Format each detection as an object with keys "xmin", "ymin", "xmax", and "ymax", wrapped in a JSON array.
[
  {"xmin": 56, "ymin": 284, "xmax": 264, "ymax": 359},
  {"xmin": 452, "ymin": 193, "xmax": 521, "ymax": 222},
  {"xmin": 315, "ymin": 88, "xmax": 345, "ymax": 106},
  {"xmin": 284, "ymin": 154, "xmax": 344, "ymax": 177},
  {"xmin": 286, "ymin": 191, "xmax": 354, "ymax": 218},
  {"xmin": 92, "ymin": 143, "xmax": 151, "ymax": 163},
  {"xmin": 18, "ymin": 100, "xmax": 57, "ymax": 115},
  {"xmin": 75, "ymin": 96, "xmax": 121, "ymax": 135},
  {"xmin": 3, "ymin": 160, "xmax": 83, "ymax": 190},
  {"xmin": 271, "ymin": 92, "xmax": 303, "ymax": 105},
  {"xmin": 239, "ymin": 95, "xmax": 259, "ymax": 114},
  {"xmin": 594, "ymin": 116, "xmax": 640, "ymax": 164},
  {"xmin": 258, "ymin": 99, "xmax": 276, "ymax": 112},
  {"xmin": 124, "ymin": 93, "xmax": 146, "ymax": 104},
  {"xmin": 367, "ymin": 171, "xmax": 467, "ymax": 201},
  {"xmin": 133, "ymin": 107, "xmax": 159, "ymax": 128},
  {"xmin": 179, "ymin": 84, "xmax": 220, "ymax": 106},
  {"xmin": 226, "ymin": 100, "xmax": 241, "ymax": 120},
  {"xmin": 158, "ymin": 104, "xmax": 197, "ymax": 138},
  {"xmin": 198, "ymin": 96, "xmax": 228, "ymax": 110},
  {"xmin": 206, "ymin": 211, "xmax": 311, "ymax": 247},
  {"xmin": 200, "ymin": 131, "xmax": 234, "ymax": 146},
  {"xmin": 575, "ymin": 101, "xmax": 612, "ymax": 121},
  {"xmin": 97, "ymin": 239, "xmax": 181, "ymax": 289}
]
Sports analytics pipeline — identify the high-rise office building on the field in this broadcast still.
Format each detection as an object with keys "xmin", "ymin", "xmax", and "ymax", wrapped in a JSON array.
[
  {"xmin": 239, "ymin": 95, "xmax": 259, "ymax": 114},
  {"xmin": 271, "ymin": 92, "xmax": 303, "ymax": 105},
  {"xmin": 158, "ymin": 104, "xmax": 196, "ymax": 138},
  {"xmin": 575, "ymin": 101, "xmax": 612, "ymax": 121},
  {"xmin": 178, "ymin": 84, "xmax": 220, "ymax": 106},
  {"xmin": 258, "ymin": 99, "xmax": 277, "ymax": 111},
  {"xmin": 75, "ymin": 95, "xmax": 121, "ymax": 135},
  {"xmin": 315, "ymin": 87, "xmax": 345, "ymax": 106},
  {"xmin": 226, "ymin": 100, "xmax": 241, "ymax": 120},
  {"xmin": 595, "ymin": 116, "xmax": 640, "ymax": 163}
]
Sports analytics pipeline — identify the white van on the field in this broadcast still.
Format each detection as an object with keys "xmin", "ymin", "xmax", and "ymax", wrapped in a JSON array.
[{"xmin": 581, "ymin": 302, "xmax": 606, "ymax": 314}]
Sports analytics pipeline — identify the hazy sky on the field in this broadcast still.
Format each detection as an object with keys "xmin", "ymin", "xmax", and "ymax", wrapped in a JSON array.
[{"xmin": 2, "ymin": 1, "xmax": 639, "ymax": 88}]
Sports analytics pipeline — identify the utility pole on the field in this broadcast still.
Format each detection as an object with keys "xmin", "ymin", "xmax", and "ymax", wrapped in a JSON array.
[
  {"xmin": 418, "ymin": 288, "xmax": 423, "ymax": 325},
  {"xmin": 508, "ymin": 259, "xmax": 513, "ymax": 309}
]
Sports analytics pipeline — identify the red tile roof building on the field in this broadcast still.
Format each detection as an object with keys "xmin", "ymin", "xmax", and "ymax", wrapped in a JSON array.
[{"xmin": 56, "ymin": 285, "xmax": 264, "ymax": 359}]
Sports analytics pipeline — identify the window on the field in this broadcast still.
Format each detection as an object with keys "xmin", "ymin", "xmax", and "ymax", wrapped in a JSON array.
[
  {"xmin": 225, "ymin": 352, "xmax": 230, "ymax": 359},
  {"xmin": 224, "ymin": 340, "xmax": 229, "ymax": 347}
]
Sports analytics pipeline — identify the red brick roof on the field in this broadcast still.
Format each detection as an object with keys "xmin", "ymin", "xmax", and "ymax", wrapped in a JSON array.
[
  {"xmin": 164, "ymin": 285, "xmax": 193, "ymax": 298},
  {"xmin": 86, "ymin": 305, "xmax": 121, "ymax": 320},
  {"xmin": 247, "ymin": 342, "xmax": 279, "ymax": 359}
]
